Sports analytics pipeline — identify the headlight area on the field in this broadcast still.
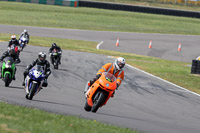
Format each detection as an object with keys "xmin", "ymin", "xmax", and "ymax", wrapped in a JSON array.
[{"xmin": 5, "ymin": 64, "xmax": 11, "ymax": 68}]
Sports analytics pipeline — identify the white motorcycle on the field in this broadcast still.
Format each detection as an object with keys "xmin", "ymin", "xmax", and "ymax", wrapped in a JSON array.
[
  {"xmin": 19, "ymin": 36, "xmax": 28, "ymax": 51},
  {"xmin": 24, "ymin": 65, "xmax": 46, "ymax": 100}
]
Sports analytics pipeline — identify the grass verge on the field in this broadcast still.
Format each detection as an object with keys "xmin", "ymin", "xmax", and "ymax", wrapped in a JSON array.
[
  {"xmin": 1, "ymin": 2, "xmax": 200, "ymax": 35},
  {"xmin": 0, "ymin": 101, "xmax": 139, "ymax": 133}
]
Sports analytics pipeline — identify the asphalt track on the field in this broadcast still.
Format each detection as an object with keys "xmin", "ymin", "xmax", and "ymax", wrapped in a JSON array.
[
  {"xmin": 1, "ymin": 24, "xmax": 200, "ymax": 62},
  {"xmin": 0, "ymin": 24, "xmax": 200, "ymax": 133}
]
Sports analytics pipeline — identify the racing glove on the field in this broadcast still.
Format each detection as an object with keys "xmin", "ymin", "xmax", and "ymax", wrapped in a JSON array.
[{"xmin": 116, "ymin": 83, "xmax": 119, "ymax": 90}]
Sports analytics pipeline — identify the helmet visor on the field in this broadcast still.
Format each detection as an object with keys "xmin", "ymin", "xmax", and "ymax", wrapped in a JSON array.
[
  {"xmin": 117, "ymin": 61, "xmax": 125, "ymax": 69},
  {"xmin": 40, "ymin": 57, "xmax": 45, "ymax": 61}
]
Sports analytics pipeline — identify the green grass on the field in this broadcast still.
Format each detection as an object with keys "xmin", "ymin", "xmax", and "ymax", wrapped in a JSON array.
[
  {"xmin": 0, "ymin": 101, "xmax": 138, "ymax": 133},
  {"xmin": 1, "ymin": 2, "xmax": 200, "ymax": 35}
]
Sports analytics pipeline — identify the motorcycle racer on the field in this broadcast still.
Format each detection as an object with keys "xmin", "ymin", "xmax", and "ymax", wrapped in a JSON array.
[
  {"xmin": 19, "ymin": 29, "xmax": 30, "ymax": 44},
  {"xmin": 22, "ymin": 52, "xmax": 51, "ymax": 87},
  {"xmin": 0, "ymin": 46, "xmax": 20, "ymax": 80},
  {"xmin": 49, "ymin": 43, "xmax": 62, "ymax": 64},
  {"xmin": 8, "ymin": 35, "xmax": 20, "ymax": 48},
  {"xmin": 85, "ymin": 57, "xmax": 125, "ymax": 97}
]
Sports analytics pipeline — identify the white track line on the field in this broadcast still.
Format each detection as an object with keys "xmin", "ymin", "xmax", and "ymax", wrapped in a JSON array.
[
  {"xmin": 126, "ymin": 64, "xmax": 200, "ymax": 97},
  {"xmin": 95, "ymin": 45, "xmax": 200, "ymax": 97},
  {"xmin": 96, "ymin": 41, "xmax": 104, "ymax": 50}
]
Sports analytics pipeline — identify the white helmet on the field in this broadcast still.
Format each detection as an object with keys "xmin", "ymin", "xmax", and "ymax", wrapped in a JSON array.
[
  {"xmin": 11, "ymin": 35, "xmax": 16, "ymax": 41},
  {"xmin": 114, "ymin": 57, "xmax": 125, "ymax": 70},
  {"xmin": 24, "ymin": 29, "xmax": 27, "ymax": 33}
]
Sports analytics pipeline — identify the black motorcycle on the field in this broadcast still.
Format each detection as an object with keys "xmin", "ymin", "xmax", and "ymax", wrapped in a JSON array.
[{"xmin": 50, "ymin": 49, "xmax": 61, "ymax": 69}]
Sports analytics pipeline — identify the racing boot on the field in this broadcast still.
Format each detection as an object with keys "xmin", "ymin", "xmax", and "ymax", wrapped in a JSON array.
[
  {"xmin": 58, "ymin": 57, "xmax": 61, "ymax": 65},
  {"xmin": 42, "ymin": 79, "xmax": 48, "ymax": 87},
  {"xmin": 111, "ymin": 91, "xmax": 115, "ymax": 98},
  {"xmin": 13, "ymin": 75, "xmax": 15, "ymax": 80},
  {"xmin": 22, "ymin": 81, "xmax": 25, "ymax": 86}
]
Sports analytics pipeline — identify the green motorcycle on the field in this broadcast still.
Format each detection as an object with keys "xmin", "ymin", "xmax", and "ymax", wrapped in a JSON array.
[{"xmin": 1, "ymin": 57, "xmax": 15, "ymax": 87}]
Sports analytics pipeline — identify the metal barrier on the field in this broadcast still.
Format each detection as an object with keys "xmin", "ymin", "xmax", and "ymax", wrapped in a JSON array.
[{"xmin": 79, "ymin": 0, "xmax": 200, "ymax": 18}]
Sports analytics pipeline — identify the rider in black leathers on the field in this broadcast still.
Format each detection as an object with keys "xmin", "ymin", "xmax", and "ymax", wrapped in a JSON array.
[
  {"xmin": 0, "ymin": 46, "xmax": 20, "ymax": 63},
  {"xmin": 49, "ymin": 43, "xmax": 62, "ymax": 64},
  {"xmin": 22, "ymin": 52, "xmax": 51, "ymax": 87},
  {"xmin": 0, "ymin": 46, "xmax": 20, "ymax": 80},
  {"xmin": 8, "ymin": 35, "xmax": 20, "ymax": 48}
]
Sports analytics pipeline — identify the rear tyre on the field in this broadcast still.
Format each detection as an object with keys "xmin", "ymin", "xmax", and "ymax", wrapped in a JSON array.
[
  {"xmin": 84, "ymin": 101, "xmax": 92, "ymax": 112},
  {"xmin": 91, "ymin": 91, "xmax": 106, "ymax": 113},
  {"xmin": 4, "ymin": 73, "xmax": 10, "ymax": 87}
]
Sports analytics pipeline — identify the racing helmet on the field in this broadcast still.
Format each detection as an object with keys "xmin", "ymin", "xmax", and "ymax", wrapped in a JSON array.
[
  {"xmin": 114, "ymin": 57, "xmax": 126, "ymax": 70},
  {"xmin": 11, "ymin": 35, "xmax": 16, "ymax": 42},
  {"xmin": 24, "ymin": 29, "xmax": 27, "ymax": 33},
  {"xmin": 52, "ymin": 43, "xmax": 57, "ymax": 48},
  {"xmin": 38, "ymin": 52, "xmax": 46, "ymax": 63}
]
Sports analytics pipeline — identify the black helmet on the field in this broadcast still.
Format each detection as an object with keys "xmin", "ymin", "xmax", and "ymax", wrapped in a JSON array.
[
  {"xmin": 38, "ymin": 52, "xmax": 46, "ymax": 63},
  {"xmin": 52, "ymin": 43, "xmax": 57, "ymax": 47}
]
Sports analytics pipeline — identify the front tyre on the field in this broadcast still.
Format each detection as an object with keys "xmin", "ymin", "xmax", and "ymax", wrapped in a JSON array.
[
  {"xmin": 91, "ymin": 91, "xmax": 106, "ymax": 113},
  {"xmin": 28, "ymin": 83, "xmax": 37, "ymax": 100},
  {"xmin": 4, "ymin": 73, "xmax": 11, "ymax": 87}
]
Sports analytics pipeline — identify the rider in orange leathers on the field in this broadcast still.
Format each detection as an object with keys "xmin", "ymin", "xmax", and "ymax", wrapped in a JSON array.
[{"xmin": 84, "ymin": 57, "xmax": 125, "ymax": 97}]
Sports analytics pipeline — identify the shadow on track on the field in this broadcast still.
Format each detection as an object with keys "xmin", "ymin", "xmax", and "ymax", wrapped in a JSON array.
[
  {"xmin": 51, "ymin": 68, "xmax": 69, "ymax": 72},
  {"xmin": 15, "ymin": 64, "xmax": 27, "ymax": 68},
  {"xmin": 97, "ymin": 112, "xmax": 149, "ymax": 122},
  {"xmin": 8, "ymin": 86, "xmax": 24, "ymax": 90},
  {"xmin": 32, "ymin": 99, "xmax": 80, "ymax": 108}
]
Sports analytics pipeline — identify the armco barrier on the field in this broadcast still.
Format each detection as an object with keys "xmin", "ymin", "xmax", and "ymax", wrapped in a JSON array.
[
  {"xmin": 78, "ymin": 0, "xmax": 200, "ymax": 18},
  {"xmin": 1, "ymin": 0, "xmax": 78, "ymax": 7}
]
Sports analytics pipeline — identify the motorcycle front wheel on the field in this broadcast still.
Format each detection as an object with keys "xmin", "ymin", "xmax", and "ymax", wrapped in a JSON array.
[
  {"xmin": 28, "ymin": 82, "xmax": 37, "ymax": 100},
  {"xmin": 91, "ymin": 91, "xmax": 106, "ymax": 113},
  {"xmin": 4, "ymin": 73, "xmax": 11, "ymax": 87}
]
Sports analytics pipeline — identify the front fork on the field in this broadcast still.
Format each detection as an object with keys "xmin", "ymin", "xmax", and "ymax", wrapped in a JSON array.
[{"xmin": 84, "ymin": 81, "xmax": 90, "ymax": 94}]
